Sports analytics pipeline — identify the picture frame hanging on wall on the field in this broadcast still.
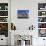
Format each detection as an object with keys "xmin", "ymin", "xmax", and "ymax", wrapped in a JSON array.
[{"xmin": 17, "ymin": 10, "xmax": 29, "ymax": 19}]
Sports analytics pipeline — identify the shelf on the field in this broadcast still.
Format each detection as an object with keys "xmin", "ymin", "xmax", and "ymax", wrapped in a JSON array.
[
  {"xmin": 0, "ymin": 3, "xmax": 8, "ymax": 37},
  {"xmin": 38, "ymin": 3, "xmax": 46, "ymax": 37},
  {"xmin": 38, "ymin": 16, "xmax": 46, "ymax": 17},
  {"xmin": 0, "ymin": 16, "xmax": 8, "ymax": 17},
  {"xmin": 0, "ymin": 22, "xmax": 8, "ymax": 23},
  {"xmin": 38, "ymin": 28, "xmax": 46, "ymax": 29},
  {"xmin": 38, "ymin": 22, "xmax": 46, "ymax": 23},
  {"xmin": 0, "ymin": 10, "xmax": 8, "ymax": 11},
  {"xmin": 38, "ymin": 10, "xmax": 46, "ymax": 11}
]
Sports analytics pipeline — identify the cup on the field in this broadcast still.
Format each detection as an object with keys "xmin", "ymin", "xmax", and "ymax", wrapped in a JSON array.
[
  {"xmin": 0, "ymin": 6, "xmax": 1, "ymax": 10},
  {"xmin": 5, "ymin": 6, "xmax": 8, "ymax": 10}
]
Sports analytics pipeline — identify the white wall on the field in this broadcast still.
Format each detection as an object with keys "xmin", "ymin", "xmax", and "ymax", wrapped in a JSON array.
[
  {"xmin": 11, "ymin": 0, "xmax": 38, "ymax": 30},
  {"xmin": 0, "ymin": 0, "xmax": 46, "ymax": 46},
  {"xmin": 11, "ymin": 0, "xmax": 46, "ymax": 30},
  {"xmin": 11, "ymin": 0, "xmax": 46, "ymax": 46}
]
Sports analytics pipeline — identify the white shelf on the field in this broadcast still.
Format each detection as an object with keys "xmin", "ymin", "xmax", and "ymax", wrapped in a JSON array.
[
  {"xmin": 38, "ymin": 16, "xmax": 46, "ymax": 17},
  {"xmin": 38, "ymin": 28, "xmax": 46, "ymax": 29},
  {"xmin": 0, "ymin": 16, "xmax": 8, "ymax": 17},
  {"xmin": 38, "ymin": 22, "xmax": 46, "ymax": 23},
  {"xmin": 0, "ymin": 22, "xmax": 8, "ymax": 23},
  {"xmin": 0, "ymin": 10, "xmax": 8, "ymax": 11},
  {"xmin": 38, "ymin": 10, "xmax": 46, "ymax": 11}
]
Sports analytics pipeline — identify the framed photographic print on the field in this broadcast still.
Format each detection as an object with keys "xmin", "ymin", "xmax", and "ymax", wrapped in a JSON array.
[
  {"xmin": 0, "ymin": 11, "xmax": 8, "ymax": 16},
  {"xmin": 38, "ymin": 29, "xmax": 46, "ymax": 37},
  {"xmin": 0, "ymin": 17, "xmax": 8, "ymax": 22},
  {"xmin": 38, "ymin": 23, "xmax": 46, "ymax": 28},
  {"xmin": 38, "ymin": 17, "xmax": 46, "ymax": 22},
  {"xmin": 0, "ymin": 23, "xmax": 8, "ymax": 37},
  {"xmin": 38, "ymin": 3, "xmax": 46, "ymax": 10},
  {"xmin": 17, "ymin": 10, "xmax": 29, "ymax": 19}
]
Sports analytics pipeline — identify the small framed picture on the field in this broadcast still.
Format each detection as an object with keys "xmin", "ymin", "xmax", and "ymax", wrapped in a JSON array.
[
  {"xmin": 0, "ymin": 23, "xmax": 8, "ymax": 37},
  {"xmin": 0, "ymin": 17, "xmax": 8, "ymax": 22},
  {"xmin": 17, "ymin": 10, "xmax": 29, "ymax": 19},
  {"xmin": 38, "ymin": 29, "xmax": 46, "ymax": 37}
]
